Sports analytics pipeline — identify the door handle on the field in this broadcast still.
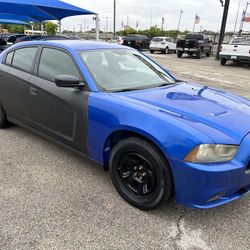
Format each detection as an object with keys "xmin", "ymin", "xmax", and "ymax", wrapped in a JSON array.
[{"xmin": 30, "ymin": 87, "xmax": 38, "ymax": 96}]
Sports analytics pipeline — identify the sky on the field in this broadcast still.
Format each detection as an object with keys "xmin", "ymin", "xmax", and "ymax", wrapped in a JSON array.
[{"xmin": 62, "ymin": 0, "xmax": 250, "ymax": 33}]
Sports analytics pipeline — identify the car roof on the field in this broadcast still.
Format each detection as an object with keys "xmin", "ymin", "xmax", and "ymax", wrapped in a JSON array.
[{"xmin": 8, "ymin": 40, "xmax": 129, "ymax": 51}]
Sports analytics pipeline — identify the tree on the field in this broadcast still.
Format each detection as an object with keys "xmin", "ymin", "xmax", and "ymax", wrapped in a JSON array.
[{"xmin": 44, "ymin": 22, "xmax": 58, "ymax": 35}]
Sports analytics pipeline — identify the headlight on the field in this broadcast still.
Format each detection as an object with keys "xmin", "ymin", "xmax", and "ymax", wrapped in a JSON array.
[{"xmin": 184, "ymin": 144, "xmax": 238, "ymax": 163}]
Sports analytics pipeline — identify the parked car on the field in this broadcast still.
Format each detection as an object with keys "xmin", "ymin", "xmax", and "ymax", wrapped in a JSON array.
[
  {"xmin": 7, "ymin": 34, "xmax": 27, "ymax": 44},
  {"xmin": 123, "ymin": 34, "xmax": 150, "ymax": 50},
  {"xmin": 0, "ymin": 33, "xmax": 12, "ymax": 41},
  {"xmin": 36, "ymin": 35, "xmax": 69, "ymax": 41},
  {"xmin": 15, "ymin": 35, "xmax": 43, "ymax": 43},
  {"xmin": 219, "ymin": 36, "xmax": 250, "ymax": 65},
  {"xmin": 111, "ymin": 36, "xmax": 124, "ymax": 45},
  {"xmin": 0, "ymin": 37, "xmax": 7, "ymax": 46},
  {"xmin": 0, "ymin": 41, "xmax": 250, "ymax": 210},
  {"xmin": 149, "ymin": 37, "xmax": 176, "ymax": 54},
  {"xmin": 176, "ymin": 33, "xmax": 212, "ymax": 59}
]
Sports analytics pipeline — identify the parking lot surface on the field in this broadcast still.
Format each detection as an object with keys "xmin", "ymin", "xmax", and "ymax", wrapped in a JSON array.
[{"xmin": 1, "ymin": 53, "xmax": 250, "ymax": 250}]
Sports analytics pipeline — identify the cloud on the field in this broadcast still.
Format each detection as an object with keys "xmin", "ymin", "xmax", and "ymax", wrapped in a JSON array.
[{"xmin": 61, "ymin": 0, "xmax": 250, "ymax": 32}]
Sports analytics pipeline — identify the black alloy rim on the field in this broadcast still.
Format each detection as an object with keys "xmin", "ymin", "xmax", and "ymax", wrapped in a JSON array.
[{"xmin": 118, "ymin": 152, "xmax": 156, "ymax": 195}]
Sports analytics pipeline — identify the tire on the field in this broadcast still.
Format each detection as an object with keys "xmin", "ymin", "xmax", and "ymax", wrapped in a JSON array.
[
  {"xmin": 164, "ymin": 47, "xmax": 169, "ymax": 54},
  {"xmin": 206, "ymin": 52, "xmax": 210, "ymax": 57},
  {"xmin": 109, "ymin": 138, "xmax": 173, "ymax": 210},
  {"xmin": 150, "ymin": 50, "xmax": 154, "ymax": 54},
  {"xmin": 196, "ymin": 51, "xmax": 201, "ymax": 59},
  {"xmin": 0, "ymin": 104, "xmax": 8, "ymax": 129},
  {"xmin": 220, "ymin": 58, "xmax": 227, "ymax": 66},
  {"xmin": 177, "ymin": 51, "xmax": 183, "ymax": 58}
]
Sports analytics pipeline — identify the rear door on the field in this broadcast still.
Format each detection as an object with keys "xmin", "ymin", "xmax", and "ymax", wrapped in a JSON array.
[
  {"xmin": 27, "ymin": 46, "xmax": 89, "ymax": 154},
  {"xmin": 0, "ymin": 46, "xmax": 38, "ymax": 124}
]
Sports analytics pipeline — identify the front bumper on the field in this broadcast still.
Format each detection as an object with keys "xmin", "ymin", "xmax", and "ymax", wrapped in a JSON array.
[{"xmin": 169, "ymin": 133, "xmax": 250, "ymax": 209}]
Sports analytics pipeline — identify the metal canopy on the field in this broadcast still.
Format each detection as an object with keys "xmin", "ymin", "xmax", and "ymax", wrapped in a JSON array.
[
  {"xmin": 0, "ymin": 18, "xmax": 28, "ymax": 25},
  {"xmin": 0, "ymin": 13, "xmax": 38, "ymax": 22},
  {"xmin": 0, "ymin": 0, "xmax": 95, "ymax": 21}
]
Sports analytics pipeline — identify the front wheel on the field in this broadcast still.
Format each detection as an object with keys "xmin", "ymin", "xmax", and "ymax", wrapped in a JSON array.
[
  {"xmin": 0, "ymin": 104, "xmax": 8, "ymax": 129},
  {"xmin": 164, "ymin": 47, "xmax": 169, "ymax": 54},
  {"xmin": 109, "ymin": 138, "xmax": 173, "ymax": 210},
  {"xmin": 150, "ymin": 50, "xmax": 154, "ymax": 54}
]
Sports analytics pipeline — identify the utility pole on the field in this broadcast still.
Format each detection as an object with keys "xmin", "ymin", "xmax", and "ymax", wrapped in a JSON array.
[
  {"xmin": 216, "ymin": 0, "xmax": 230, "ymax": 60},
  {"xmin": 177, "ymin": 10, "xmax": 184, "ymax": 31},
  {"xmin": 113, "ymin": 0, "xmax": 116, "ymax": 36}
]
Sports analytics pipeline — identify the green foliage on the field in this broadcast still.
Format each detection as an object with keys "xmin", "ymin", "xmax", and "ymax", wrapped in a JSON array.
[
  {"xmin": 119, "ymin": 25, "xmax": 190, "ymax": 39},
  {"xmin": 1, "ymin": 24, "xmax": 25, "ymax": 33},
  {"xmin": 44, "ymin": 22, "xmax": 58, "ymax": 35}
]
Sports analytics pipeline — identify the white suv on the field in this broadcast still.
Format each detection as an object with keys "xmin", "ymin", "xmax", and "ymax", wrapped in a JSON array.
[{"xmin": 149, "ymin": 37, "xmax": 176, "ymax": 54}]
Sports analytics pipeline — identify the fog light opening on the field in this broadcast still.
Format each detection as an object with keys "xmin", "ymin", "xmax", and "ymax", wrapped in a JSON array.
[{"xmin": 206, "ymin": 192, "xmax": 225, "ymax": 203}]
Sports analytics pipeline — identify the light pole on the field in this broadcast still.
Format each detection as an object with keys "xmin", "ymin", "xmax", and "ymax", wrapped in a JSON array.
[
  {"xmin": 216, "ymin": 0, "xmax": 230, "ymax": 60},
  {"xmin": 239, "ymin": 2, "xmax": 250, "ymax": 34},
  {"xmin": 113, "ymin": 0, "xmax": 116, "ymax": 36},
  {"xmin": 177, "ymin": 10, "xmax": 184, "ymax": 31},
  {"xmin": 234, "ymin": 0, "xmax": 242, "ymax": 34}
]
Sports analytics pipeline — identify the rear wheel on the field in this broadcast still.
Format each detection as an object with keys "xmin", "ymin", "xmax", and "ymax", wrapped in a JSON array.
[
  {"xmin": 0, "ymin": 104, "xmax": 8, "ymax": 129},
  {"xmin": 177, "ymin": 51, "xmax": 183, "ymax": 58},
  {"xmin": 109, "ymin": 138, "xmax": 173, "ymax": 210},
  {"xmin": 206, "ymin": 52, "xmax": 210, "ymax": 57},
  {"xmin": 150, "ymin": 50, "xmax": 154, "ymax": 54},
  {"xmin": 196, "ymin": 51, "xmax": 201, "ymax": 59},
  {"xmin": 220, "ymin": 58, "xmax": 227, "ymax": 65}
]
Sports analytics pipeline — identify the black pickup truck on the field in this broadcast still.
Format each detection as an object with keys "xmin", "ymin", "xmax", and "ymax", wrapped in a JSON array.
[{"xmin": 176, "ymin": 33, "xmax": 212, "ymax": 59}]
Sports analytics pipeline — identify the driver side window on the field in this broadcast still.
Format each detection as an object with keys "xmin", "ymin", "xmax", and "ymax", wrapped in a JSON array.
[{"xmin": 38, "ymin": 48, "xmax": 81, "ymax": 82}]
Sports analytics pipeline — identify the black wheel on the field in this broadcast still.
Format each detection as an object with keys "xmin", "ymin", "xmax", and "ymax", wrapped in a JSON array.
[
  {"xmin": 177, "ymin": 51, "xmax": 183, "ymax": 58},
  {"xmin": 0, "ymin": 104, "xmax": 8, "ymax": 129},
  {"xmin": 196, "ymin": 51, "xmax": 201, "ymax": 59},
  {"xmin": 206, "ymin": 52, "xmax": 210, "ymax": 57},
  {"xmin": 164, "ymin": 47, "xmax": 169, "ymax": 54},
  {"xmin": 109, "ymin": 138, "xmax": 173, "ymax": 210},
  {"xmin": 150, "ymin": 50, "xmax": 154, "ymax": 54},
  {"xmin": 220, "ymin": 58, "xmax": 227, "ymax": 66}
]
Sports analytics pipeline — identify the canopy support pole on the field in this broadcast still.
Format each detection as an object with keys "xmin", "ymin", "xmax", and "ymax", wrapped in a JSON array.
[
  {"xmin": 40, "ymin": 22, "xmax": 44, "ymax": 34},
  {"xmin": 59, "ymin": 20, "xmax": 62, "ymax": 34},
  {"xmin": 95, "ymin": 14, "xmax": 100, "ymax": 41}
]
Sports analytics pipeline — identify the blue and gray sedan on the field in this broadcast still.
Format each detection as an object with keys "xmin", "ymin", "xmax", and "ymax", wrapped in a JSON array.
[{"xmin": 0, "ymin": 40, "xmax": 249, "ymax": 210}]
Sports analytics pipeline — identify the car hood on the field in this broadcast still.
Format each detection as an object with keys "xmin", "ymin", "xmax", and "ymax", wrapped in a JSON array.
[{"xmin": 113, "ymin": 82, "xmax": 250, "ymax": 144}]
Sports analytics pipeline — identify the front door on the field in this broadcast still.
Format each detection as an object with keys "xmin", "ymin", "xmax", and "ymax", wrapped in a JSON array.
[{"xmin": 28, "ymin": 47, "xmax": 89, "ymax": 155}]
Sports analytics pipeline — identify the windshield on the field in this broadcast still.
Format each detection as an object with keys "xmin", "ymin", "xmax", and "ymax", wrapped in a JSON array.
[
  {"xmin": 231, "ymin": 38, "xmax": 250, "ymax": 45},
  {"xmin": 79, "ymin": 49, "xmax": 175, "ymax": 92},
  {"xmin": 152, "ymin": 38, "xmax": 164, "ymax": 42}
]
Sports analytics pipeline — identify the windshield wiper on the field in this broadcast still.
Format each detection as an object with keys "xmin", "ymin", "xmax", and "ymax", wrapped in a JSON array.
[{"xmin": 112, "ymin": 87, "xmax": 144, "ymax": 93}]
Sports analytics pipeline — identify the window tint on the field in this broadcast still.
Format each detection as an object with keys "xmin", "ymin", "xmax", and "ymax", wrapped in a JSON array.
[
  {"xmin": 38, "ymin": 48, "xmax": 80, "ymax": 82},
  {"xmin": 12, "ymin": 47, "xmax": 37, "ymax": 72},
  {"xmin": 152, "ymin": 38, "xmax": 164, "ymax": 42},
  {"xmin": 5, "ymin": 51, "xmax": 14, "ymax": 65}
]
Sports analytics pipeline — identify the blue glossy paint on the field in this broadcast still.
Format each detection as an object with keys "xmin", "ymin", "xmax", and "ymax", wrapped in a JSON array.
[{"xmin": 2, "ymin": 40, "xmax": 250, "ymax": 208}]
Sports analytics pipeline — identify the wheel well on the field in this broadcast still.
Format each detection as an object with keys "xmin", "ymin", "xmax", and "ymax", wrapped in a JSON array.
[{"xmin": 103, "ymin": 130, "xmax": 168, "ymax": 171}]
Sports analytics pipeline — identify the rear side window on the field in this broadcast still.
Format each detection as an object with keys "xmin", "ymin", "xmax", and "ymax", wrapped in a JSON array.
[
  {"xmin": 38, "ymin": 48, "xmax": 80, "ymax": 82},
  {"xmin": 5, "ymin": 51, "xmax": 14, "ymax": 65},
  {"xmin": 12, "ymin": 47, "xmax": 37, "ymax": 72}
]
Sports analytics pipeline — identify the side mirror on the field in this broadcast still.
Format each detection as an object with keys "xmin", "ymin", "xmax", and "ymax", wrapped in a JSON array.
[{"xmin": 55, "ymin": 75, "xmax": 84, "ymax": 88}]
